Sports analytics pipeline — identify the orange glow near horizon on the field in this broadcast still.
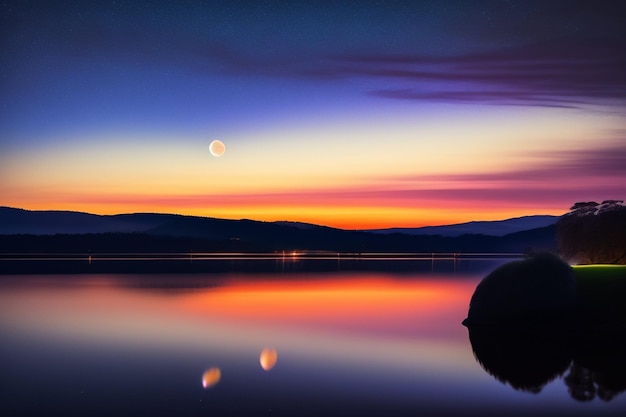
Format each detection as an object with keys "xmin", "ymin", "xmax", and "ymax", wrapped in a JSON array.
[
  {"xmin": 2, "ymin": 108, "xmax": 623, "ymax": 229},
  {"xmin": 0, "ymin": 199, "xmax": 566, "ymax": 230},
  {"xmin": 1, "ymin": 187, "xmax": 570, "ymax": 229}
]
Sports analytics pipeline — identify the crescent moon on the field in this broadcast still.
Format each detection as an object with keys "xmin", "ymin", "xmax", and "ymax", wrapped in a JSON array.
[{"xmin": 209, "ymin": 140, "xmax": 225, "ymax": 157}]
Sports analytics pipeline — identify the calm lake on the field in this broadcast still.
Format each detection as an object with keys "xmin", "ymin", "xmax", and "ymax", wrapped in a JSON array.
[{"xmin": 1, "ymin": 257, "xmax": 624, "ymax": 416}]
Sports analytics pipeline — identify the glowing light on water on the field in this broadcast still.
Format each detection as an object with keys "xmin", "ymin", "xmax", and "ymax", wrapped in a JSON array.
[
  {"xmin": 260, "ymin": 348, "xmax": 278, "ymax": 371},
  {"xmin": 202, "ymin": 367, "xmax": 221, "ymax": 388}
]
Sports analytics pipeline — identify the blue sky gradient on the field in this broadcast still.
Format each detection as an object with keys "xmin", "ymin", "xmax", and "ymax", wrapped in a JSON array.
[{"xmin": 2, "ymin": 1, "xmax": 625, "ymax": 228}]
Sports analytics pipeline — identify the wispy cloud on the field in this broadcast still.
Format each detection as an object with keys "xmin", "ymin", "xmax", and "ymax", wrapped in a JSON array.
[
  {"xmin": 332, "ymin": 38, "xmax": 626, "ymax": 108},
  {"xmin": 8, "ymin": 2, "xmax": 624, "ymax": 109},
  {"xmin": 411, "ymin": 141, "xmax": 626, "ymax": 183}
]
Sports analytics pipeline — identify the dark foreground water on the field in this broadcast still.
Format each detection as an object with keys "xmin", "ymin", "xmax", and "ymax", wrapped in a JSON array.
[{"xmin": 1, "ymin": 258, "xmax": 624, "ymax": 416}]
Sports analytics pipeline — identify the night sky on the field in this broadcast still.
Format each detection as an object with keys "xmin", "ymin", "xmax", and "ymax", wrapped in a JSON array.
[{"xmin": 1, "ymin": 0, "xmax": 625, "ymax": 228}]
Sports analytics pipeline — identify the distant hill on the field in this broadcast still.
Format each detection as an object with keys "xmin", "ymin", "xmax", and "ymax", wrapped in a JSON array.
[
  {"xmin": 367, "ymin": 215, "xmax": 559, "ymax": 237},
  {"xmin": 0, "ymin": 206, "xmax": 556, "ymax": 254},
  {"xmin": 0, "ymin": 207, "xmax": 142, "ymax": 234},
  {"xmin": 0, "ymin": 207, "xmax": 173, "ymax": 235},
  {"xmin": 1, "ymin": 207, "xmax": 557, "ymax": 237}
]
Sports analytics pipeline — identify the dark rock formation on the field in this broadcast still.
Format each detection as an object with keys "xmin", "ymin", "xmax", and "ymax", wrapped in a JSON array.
[
  {"xmin": 464, "ymin": 253, "xmax": 576, "ymax": 325},
  {"xmin": 463, "ymin": 253, "xmax": 626, "ymax": 400}
]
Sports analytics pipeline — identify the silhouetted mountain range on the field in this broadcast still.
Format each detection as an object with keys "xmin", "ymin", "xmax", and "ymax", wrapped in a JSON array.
[
  {"xmin": 0, "ymin": 207, "xmax": 556, "ymax": 254},
  {"xmin": 369, "ymin": 215, "xmax": 558, "ymax": 237}
]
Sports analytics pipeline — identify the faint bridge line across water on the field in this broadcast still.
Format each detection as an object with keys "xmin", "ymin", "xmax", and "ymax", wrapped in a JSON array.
[
  {"xmin": 0, "ymin": 252, "xmax": 524, "ymax": 262},
  {"xmin": 0, "ymin": 252, "xmax": 524, "ymax": 275}
]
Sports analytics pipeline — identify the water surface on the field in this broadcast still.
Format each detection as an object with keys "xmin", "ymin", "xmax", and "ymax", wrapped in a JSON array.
[{"xmin": 1, "ymin": 264, "xmax": 624, "ymax": 416}]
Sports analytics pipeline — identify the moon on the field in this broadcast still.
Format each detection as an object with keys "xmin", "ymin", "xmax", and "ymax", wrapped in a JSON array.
[
  {"xmin": 209, "ymin": 140, "xmax": 225, "ymax": 157},
  {"xmin": 260, "ymin": 348, "xmax": 278, "ymax": 371}
]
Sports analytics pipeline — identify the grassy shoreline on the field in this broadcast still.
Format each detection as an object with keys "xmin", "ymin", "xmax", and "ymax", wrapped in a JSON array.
[{"xmin": 572, "ymin": 265, "xmax": 626, "ymax": 327}]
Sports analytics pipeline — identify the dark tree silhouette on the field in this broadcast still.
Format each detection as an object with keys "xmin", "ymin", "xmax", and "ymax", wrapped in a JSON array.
[
  {"xmin": 556, "ymin": 200, "xmax": 626, "ymax": 264},
  {"xmin": 564, "ymin": 364, "xmax": 596, "ymax": 401},
  {"xmin": 564, "ymin": 348, "xmax": 626, "ymax": 403}
]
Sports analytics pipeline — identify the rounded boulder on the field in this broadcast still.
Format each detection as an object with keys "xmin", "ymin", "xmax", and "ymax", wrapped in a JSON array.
[{"xmin": 464, "ymin": 253, "xmax": 576, "ymax": 325}]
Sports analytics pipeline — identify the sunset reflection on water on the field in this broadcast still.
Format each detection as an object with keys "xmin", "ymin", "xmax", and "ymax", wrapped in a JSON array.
[
  {"xmin": 177, "ymin": 274, "xmax": 476, "ymax": 340},
  {"xmin": 1, "ymin": 271, "xmax": 624, "ymax": 416}
]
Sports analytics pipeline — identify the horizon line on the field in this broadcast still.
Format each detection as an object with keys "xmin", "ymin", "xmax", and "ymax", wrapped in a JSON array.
[{"xmin": 0, "ymin": 205, "xmax": 561, "ymax": 231}]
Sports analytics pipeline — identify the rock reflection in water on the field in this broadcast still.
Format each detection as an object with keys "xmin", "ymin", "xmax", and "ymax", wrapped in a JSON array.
[
  {"xmin": 465, "ymin": 325, "xmax": 626, "ymax": 401},
  {"xmin": 466, "ymin": 326, "xmax": 571, "ymax": 393}
]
